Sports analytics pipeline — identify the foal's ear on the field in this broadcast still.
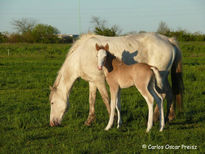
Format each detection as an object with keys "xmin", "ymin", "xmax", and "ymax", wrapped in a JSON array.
[
  {"xmin": 96, "ymin": 43, "xmax": 100, "ymax": 51},
  {"xmin": 105, "ymin": 43, "xmax": 109, "ymax": 51}
]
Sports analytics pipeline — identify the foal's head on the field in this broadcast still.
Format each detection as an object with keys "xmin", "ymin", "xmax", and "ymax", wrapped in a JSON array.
[{"xmin": 95, "ymin": 43, "xmax": 109, "ymax": 70}]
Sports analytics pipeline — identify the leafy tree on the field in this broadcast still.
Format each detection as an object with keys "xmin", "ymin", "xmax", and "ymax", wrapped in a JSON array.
[
  {"xmin": 91, "ymin": 16, "xmax": 121, "ymax": 36},
  {"xmin": 32, "ymin": 24, "xmax": 60, "ymax": 43}
]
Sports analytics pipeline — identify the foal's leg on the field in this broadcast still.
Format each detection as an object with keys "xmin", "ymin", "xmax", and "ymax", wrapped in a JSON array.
[
  {"xmin": 85, "ymin": 82, "xmax": 97, "ymax": 126},
  {"xmin": 153, "ymin": 72, "xmax": 167, "ymax": 122},
  {"xmin": 138, "ymin": 86, "xmax": 154, "ymax": 132},
  {"xmin": 154, "ymin": 78, "xmax": 173, "ymax": 123},
  {"xmin": 116, "ymin": 89, "xmax": 122, "ymax": 128},
  {"xmin": 105, "ymin": 86, "xmax": 119, "ymax": 130},
  {"xmin": 150, "ymin": 84, "xmax": 165, "ymax": 132}
]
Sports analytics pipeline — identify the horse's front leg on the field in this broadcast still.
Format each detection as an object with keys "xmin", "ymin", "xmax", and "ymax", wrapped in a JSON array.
[
  {"xmin": 96, "ymin": 80, "xmax": 111, "ymax": 115},
  {"xmin": 85, "ymin": 82, "xmax": 97, "ymax": 126}
]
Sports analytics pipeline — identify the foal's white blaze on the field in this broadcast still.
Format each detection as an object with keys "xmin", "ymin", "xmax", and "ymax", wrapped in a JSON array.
[{"xmin": 97, "ymin": 49, "xmax": 107, "ymax": 70}]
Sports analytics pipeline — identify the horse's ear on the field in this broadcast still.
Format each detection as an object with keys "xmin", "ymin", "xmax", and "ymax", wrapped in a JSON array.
[
  {"xmin": 105, "ymin": 43, "xmax": 109, "ymax": 51},
  {"xmin": 96, "ymin": 43, "xmax": 100, "ymax": 51}
]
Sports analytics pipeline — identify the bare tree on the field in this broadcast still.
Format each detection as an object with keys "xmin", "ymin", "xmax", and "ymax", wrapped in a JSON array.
[
  {"xmin": 157, "ymin": 21, "xmax": 170, "ymax": 34},
  {"xmin": 11, "ymin": 18, "xmax": 37, "ymax": 34},
  {"xmin": 91, "ymin": 16, "xmax": 106, "ymax": 28}
]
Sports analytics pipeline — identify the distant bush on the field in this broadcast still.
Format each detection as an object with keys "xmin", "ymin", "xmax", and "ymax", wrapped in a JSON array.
[
  {"xmin": 7, "ymin": 33, "xmax": 23, "ymax": 43},
  {"xmin": 162, "ymin": 30, "xmax": 205, "ymax": 41},
  {"xmin": 156, "ymin": 21, "xmax": 205, "ymax": 41},
  {"xmin": 0, "ymin": 32, "xmax": 8, "ymax": 43}
]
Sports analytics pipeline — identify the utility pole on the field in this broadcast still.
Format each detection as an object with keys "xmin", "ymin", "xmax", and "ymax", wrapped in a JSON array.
[{"xmin": 78, "ymin": 0, "xmax": 81, "ymax": 34}]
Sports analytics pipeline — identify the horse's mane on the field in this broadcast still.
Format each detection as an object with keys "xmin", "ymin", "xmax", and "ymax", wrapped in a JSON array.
[
  {"xmin": 51, "ymin": 33, "xmax": 97, "ymax": 89},
  {"xmin": 66, "ymin": 33, "xmax": 96, "ymax": 57}
]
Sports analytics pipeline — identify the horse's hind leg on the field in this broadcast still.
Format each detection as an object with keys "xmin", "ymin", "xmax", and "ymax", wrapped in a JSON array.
[
  {"xmin": 85, "ymin": 82, "xmax": 97, "ymax": 126},
  {"xmin": 165, "ymin": 81, "xmax": 174, "ymax": 122}
]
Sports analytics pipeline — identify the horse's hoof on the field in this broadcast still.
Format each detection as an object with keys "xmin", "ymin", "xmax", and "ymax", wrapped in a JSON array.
[
  {"xmin": 153, "ymin": 111, "xmax": 160, "ymax": 123},
  {"xmin": 84, "ymin": 114, "xmax": 96, "ymax": 126},
  {"xmin": 84, "ymin": 121, "xmax": 91, "ymax": 126},
  {"xmin": 168, "ymin": 112, "xmax": 175, "ymax": 121}
]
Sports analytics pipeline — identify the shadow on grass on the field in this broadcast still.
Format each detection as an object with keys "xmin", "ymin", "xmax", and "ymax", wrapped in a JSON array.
[{"xmin": 166, "ymin": 111, "xmax": 205, "ymax": 130}]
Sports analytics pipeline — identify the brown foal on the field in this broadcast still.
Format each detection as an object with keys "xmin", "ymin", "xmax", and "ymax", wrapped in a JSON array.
[{"xmin": 96, "ymin": 43, "xmax": 165, "ymax": 132}]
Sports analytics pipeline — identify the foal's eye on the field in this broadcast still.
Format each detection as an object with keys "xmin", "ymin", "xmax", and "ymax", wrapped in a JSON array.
[{"xmin": 51, "ymin": 102, "xmax": 54, "ymax": 105}]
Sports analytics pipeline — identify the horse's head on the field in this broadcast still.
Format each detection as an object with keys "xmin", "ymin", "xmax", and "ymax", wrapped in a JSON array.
[
  {"xmin": 49, "ymin": 86, "xmax": 68, "ymax": 127},
  {"xmin": 95, "ymin": 43, "xmax": 109, "ymax": 70}
]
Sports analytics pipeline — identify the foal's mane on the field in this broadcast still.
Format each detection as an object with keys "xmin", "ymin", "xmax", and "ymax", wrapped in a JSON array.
[
  {"xmin": 106, "ymin": 50, "xmax": 122, "ymax": 63},
  {"xmin": 104, "ymin": 50, "xmax": 123, "ymax": 72}
]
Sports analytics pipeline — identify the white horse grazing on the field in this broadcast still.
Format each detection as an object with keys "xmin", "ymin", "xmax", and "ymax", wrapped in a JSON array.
[
  {"xmin": 95, "ymin": 43, "xmax": 165, "ymax": 132},
  {"xmin": 49, "ymin": 32, "xmax": 184, "ymax": 127}
]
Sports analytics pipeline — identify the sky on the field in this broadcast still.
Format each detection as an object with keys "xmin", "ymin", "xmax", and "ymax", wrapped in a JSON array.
[{"xmin": 0, "ymin": 0, "xmax": 205, "ymax": 34}]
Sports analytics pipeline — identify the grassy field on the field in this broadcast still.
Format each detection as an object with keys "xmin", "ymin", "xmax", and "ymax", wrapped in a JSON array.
[{"xmin": 0, "ymin": 42, "xmax": 205, "ymax": 153}]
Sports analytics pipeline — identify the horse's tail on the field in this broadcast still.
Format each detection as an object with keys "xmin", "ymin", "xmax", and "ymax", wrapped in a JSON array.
[
  {"xmin": 150, "ymin": 67, "xmax": 163, "ymax": 90},
  {"xmin": 168, "ymin": 37, "xmax": 184, "ymax": 112}
]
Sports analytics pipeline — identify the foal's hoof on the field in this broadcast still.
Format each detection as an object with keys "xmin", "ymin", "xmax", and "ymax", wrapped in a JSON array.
[
  {"xmin": 159, "ymin": 127, "xmax": 164, "ymax": 132},
  {"xmin": 146, "ymin": 129, "xmax": 150, "ymax": 133},
  {"xmin": 105, "ymin": 127, "xmax": 110, "ymax": 131}
]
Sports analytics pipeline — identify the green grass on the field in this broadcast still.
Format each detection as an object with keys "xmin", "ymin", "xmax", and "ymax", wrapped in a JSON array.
[{"xmin": 0, "ymin": 42, "xmax": 205, "ymax": 153}]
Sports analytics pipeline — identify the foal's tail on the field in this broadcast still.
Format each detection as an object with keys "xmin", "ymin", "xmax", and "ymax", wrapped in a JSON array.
[{"xmin": 150, "ymin": 67, "xmax": 163, "ymax": 89}]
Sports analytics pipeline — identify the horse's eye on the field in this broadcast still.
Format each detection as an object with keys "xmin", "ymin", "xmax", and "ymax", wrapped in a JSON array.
[{"xmin": 51, "ymin": 102, "xmax": 54, "ymax": 105}]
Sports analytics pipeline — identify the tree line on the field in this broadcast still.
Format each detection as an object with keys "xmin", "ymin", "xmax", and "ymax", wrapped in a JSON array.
[
  {"xmin": 0, "ymin": 18, "xmax": 205, "ymax": 43},
  {"xmin": 156, "ymin": 21, "xmax": 205, "ymax": 41},
  {"xmin": 0, "ymin": 18, "xmax": 71, "ymax": 43}
]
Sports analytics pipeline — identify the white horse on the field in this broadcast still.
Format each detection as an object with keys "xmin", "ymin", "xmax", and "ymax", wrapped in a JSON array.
[
  {"xmin": 95, "ymin": 43, "xmax": 165, "ymax": 132},
  {"xmin": 49, "ymin": 32, "xmax": 184, "ymax": 127}
]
